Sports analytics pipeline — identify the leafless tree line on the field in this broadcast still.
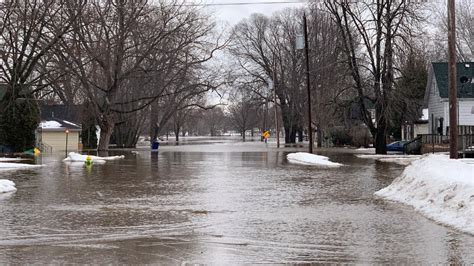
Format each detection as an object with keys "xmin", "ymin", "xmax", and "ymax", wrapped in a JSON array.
[
  {"xmin": 0, "ymin": 0, "xmax": 227, "ymax": 150},
  {"xmin": 428, "ymin": 0, "xmax": 473, "ymax": 62},
  {"xmin": 228, "ymin": 6, "xmax": 354, "ymax": 145},
  {"xmin": 227, "ymin": 0, "xmax": 462, "ymax": 153}
]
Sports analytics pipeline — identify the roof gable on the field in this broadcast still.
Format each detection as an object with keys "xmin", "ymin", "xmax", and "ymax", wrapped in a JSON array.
[{"xmin": 432, "ymin": 62, "xmax": 474, "ymax": 98}]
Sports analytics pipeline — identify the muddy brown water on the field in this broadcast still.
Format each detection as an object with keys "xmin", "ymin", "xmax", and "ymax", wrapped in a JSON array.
[{"xmin": 1, "ymin": 137, "xmax": 474, "ymax": 264}]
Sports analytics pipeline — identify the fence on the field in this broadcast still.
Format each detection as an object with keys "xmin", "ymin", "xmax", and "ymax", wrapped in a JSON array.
[
  {"xmin": 419, "ymin": 134, "xmax": 474, "ymax": 156},
  {"xmin": 420, "ymin": 134, "xmax": 450, "ymax": 145}
]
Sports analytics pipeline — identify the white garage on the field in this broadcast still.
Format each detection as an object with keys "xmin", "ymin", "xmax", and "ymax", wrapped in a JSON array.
[{"xmin": 37, "ymin": 119, "xmax": 82, "ymax": 153}]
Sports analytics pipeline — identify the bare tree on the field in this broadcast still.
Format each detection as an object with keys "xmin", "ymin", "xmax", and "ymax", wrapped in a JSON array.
[
  {"xmin": 0, "ymin": 0, "xmax": 84, "ymax": 151},
  {"xmin": 230, "ymin": 7, "xmax": 349, "ymax": 145},
  {"xmin": 429, "ymin": 0, "xmax": 473, "ymax": 62},
  {"xmin": 325, "ymin": 0, "xmax": 424, "ymax": 154},
  {"xmin": 57, "ymin": 0, "xmax": 224, "ymax": 150},
  {"xmin": 203, "ymin": 107, "xmax": 227, "ymax": 136},
  {"xmin": 227, "ymin": 93, "xmax": 259, "ymax": 141},
  {"xmin": 230, "ymin": 10, "xmax": 306, "ymax": 143},
  {"xmin": 307, "ymin": 5, "xmax": 351, "ymax": 147},
  {"xmin": 390, "ymin": 44, "xmax": 428, "ymax": 138},
  {"xmin": 148, "ymin": 67, "xmax": 225, "ymax": 142}
]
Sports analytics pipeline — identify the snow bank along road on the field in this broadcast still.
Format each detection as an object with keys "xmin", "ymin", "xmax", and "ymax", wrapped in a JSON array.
[{"xmin": 376, "ymin": 154, "xmax": 474, "ymax": 235}]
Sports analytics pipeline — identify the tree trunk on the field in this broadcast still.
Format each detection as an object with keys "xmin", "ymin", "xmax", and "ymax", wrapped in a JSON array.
[
  {"xmin": 150, "ymin": 103, "xmax": 161, "ymax": 142},
  {"xmin": 316, "ymin": 125, "xmax": 322, "ymax": 148},
  {"xmin": 97, "ymin": 111, "xmax": 116, "ymax": 151},
  {"xmin": 98, "ymin": 122, "xmax": 114, "ymax": 151},
  {"xmin": 298, "ymin": 129, "xmax": 303, "ymax": 142},
  {"xmin": 174, "ymin": 122, "xmax": 180, "ymax": 141},
  {"xmin": 284, "ymin": 126, "xmax": 298, "ymax": 143},
  {"xmin": 374, "ymin": 114, "xmax": 387, "ymax": 154},
  {"xmin": 242, "ymin": 130, "xmax": 246, "ymax": 141}
]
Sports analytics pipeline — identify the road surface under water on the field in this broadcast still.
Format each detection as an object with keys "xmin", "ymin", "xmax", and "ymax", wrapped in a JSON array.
[{"xmin": 1, "ymin": 137, "xmax": 474, "ymax": 264}]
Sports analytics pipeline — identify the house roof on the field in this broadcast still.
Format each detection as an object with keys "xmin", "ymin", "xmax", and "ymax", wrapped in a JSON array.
[
  {"xmin": 40, "ymin": 104, "xmax": 83, "ymax": 122},
  {"xmin": 432, "ymin": 62, "xmax": 474, "ymax": 98},
  {"xmin": 39, "ymin": 118, "xmax": 81, "ymax": 132}
]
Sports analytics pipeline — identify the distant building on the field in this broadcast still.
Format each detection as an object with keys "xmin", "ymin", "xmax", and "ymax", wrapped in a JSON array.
[
  {"xmin": 37, "ymin": 119, "xmax": 82, "ymax": 152},
  {"xmin": 40, "ymin": 104, "xmax": 82, "ymax": 122},
  {"xmin": 424, "ymin": 62, "xmax": 474, "ymax": 135},
  {"xmin": 37, "ymin": 104, "xmax": 83, "ymax": 152},
  {"xmin": 401, "ymin": 109, "xmax": 429, "ymax": 140}
]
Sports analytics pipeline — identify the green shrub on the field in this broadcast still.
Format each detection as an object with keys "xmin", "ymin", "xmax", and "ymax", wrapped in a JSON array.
[{"xmin": 0, "ymin": 98, "xmax": 39, "ymax": 152}]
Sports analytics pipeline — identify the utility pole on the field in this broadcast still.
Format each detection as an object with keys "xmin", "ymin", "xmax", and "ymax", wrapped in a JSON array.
[
  {"xmin": 262, "ymin": 97, "xmax": 267, "ymax": 142},
  {"xmin": 448, "ymin": 0, "xmax": 458, "ymax": 159},
  {"xmin": 272, "ymin": 57, "xmax": 280, "ymax": 148},
  {"xmin": 303, "ymin": 13, "xmax": 313, "ymax": 154}
]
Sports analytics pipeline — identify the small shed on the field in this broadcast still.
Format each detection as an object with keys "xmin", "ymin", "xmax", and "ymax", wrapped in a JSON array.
[
  {"xmin": 401, "ymin": 109, "xmax": 429, "ymax": 140},
  {"xmin": 37, "ymin": 119, "xmax": 82, "ymax": 152}
]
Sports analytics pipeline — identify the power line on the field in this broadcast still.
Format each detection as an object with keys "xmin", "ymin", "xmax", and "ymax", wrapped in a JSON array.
[
  {"xmin": 0, "ymin": 1, "xmax": 306, "ymax": 9},
  {"xmin": 182, "ymin": 1, "xmax": 305, "ymax": 6}
]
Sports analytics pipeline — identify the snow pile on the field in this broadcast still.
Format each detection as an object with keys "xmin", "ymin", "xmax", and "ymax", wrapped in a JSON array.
[
  {"xmin": 39, "ymin": 121, "xmax": 62, "ymax": 128},
  {"xmin": 0, "ymin": 179, "xmax": 16, "ymax": 193},
  {"xmin": 375, "ymin": 154, "xmax": 474, "ymax": 235},
  {"xmin": 63, "ymin": 120, "xmax": 79, "ymax": 127},
  {"xmin": 376, "ymin": 157, "xmax": 420, "ymax": 166},
  {"xmin": 356, "ymin": 154, "xmax": 421, "ymax": 159},
  {"xmin": 460, "ymin": 159, "xmax": 474, "ymax": 165},
  {"xmin": 0, "ymin": 162, "xmax": 42, "ymax": 171},
  {"xmin": 355, "ymin": 147, "xmax": 375, "ymax": 153},
  {"xmin": 356, "ymin": 154, "xmax": 422, "ymax": 165},
  {"xmin": 0, "ymin": 158, "xmax": 28, "ymax": 162},
  {"xmin": 63, "ymin": 152, "xmax": 124, "ymax": 163},
  {"xmin": 287, "ymin": 152, "xmax": 342, "ymax": 168}
]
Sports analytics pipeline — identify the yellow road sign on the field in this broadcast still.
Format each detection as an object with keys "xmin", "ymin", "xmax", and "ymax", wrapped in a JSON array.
[{"xmin": 263, "ymin": 131, "xmax": 270, "ymax": 138}]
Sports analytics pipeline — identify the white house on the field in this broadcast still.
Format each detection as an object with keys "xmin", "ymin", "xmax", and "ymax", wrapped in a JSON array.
[{"xmin": 424, "ymin": 62, "xmax": 474, "ymax": 136}]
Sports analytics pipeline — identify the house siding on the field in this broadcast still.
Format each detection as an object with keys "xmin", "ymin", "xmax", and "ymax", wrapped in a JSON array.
[
  {"xmin": 439, "ymin": 99, "xmax": 474, "ymax": 131},
  {"xmin": 426, "ymin": 62, "xmax": 474, "ymax": 135},
  {"xmin": 41, "ymin": 131, "xmax": 80, "ymax": 152},
  {"xmin": 428, "ymin": 73, "xmax": 445, "ymax": 134},
  {"xmin": 458, "ymin": 101, "xmax": 474, "ymax": 126}
]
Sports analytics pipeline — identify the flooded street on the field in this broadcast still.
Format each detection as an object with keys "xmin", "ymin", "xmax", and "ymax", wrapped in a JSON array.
[{"xmin": 1, "ymin": 138, "xmax": 474, "ymax": 264}]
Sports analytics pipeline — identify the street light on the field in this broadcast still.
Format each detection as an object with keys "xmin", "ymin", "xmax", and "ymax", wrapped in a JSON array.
[
  {"xmin": 270, "ymin": 55, "xmax": 280, "ymax": 148},
  {"xmin": 65, "ymin": 128, "xmax": 69, "ymax": 157}
]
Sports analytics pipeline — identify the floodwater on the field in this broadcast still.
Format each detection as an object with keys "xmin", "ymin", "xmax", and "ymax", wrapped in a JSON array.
[{"xmin": 1, "ymin": 137, "xmax": 474, "ymax": 264}]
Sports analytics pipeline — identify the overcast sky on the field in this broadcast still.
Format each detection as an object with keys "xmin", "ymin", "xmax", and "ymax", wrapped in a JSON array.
[
  {"xmin": 199, "ymin": 0, "xmax": 307, "ymax": 104},
  {"xmin": 203, "ymin": 0, "xmax": 305, "ymax": 26}
]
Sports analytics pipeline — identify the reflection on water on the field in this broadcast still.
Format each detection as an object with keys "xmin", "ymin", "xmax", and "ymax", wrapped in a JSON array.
[{"xmin": 1, "ymin": 139, "xmax": 474, "ymax": 264}]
